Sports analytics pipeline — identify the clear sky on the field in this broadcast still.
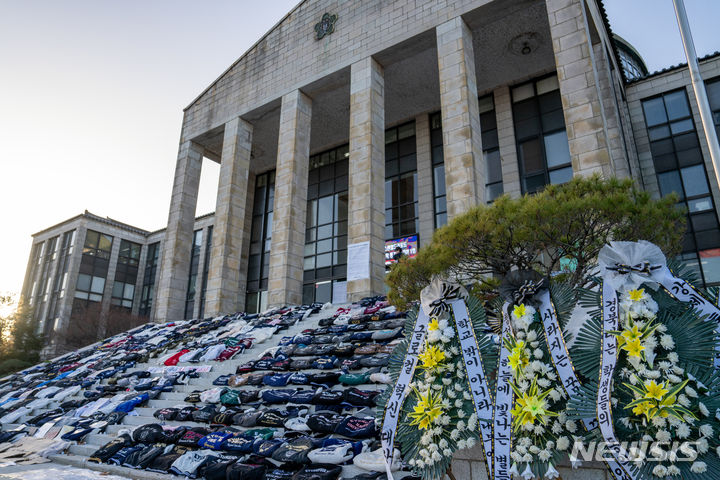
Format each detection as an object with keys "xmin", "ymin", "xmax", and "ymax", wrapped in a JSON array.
[{"xmin": 0, "ymin": 0, "xmax": 719, "ymax": 296}]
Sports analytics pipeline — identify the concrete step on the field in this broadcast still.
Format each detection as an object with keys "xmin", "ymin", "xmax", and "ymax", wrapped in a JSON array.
[
  {"xmin": 68, "ymin": 443, "xmax": 99, "ymax": 456},
  {"xmin": 84, "ymin": 432, "xmax": 114, "ymax": 446}
]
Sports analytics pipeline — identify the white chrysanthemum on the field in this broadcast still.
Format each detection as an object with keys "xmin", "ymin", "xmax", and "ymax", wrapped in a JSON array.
[
  {"xmin": 442, "ymin": 377, "xmax": 452, "ymax": 386},
  {"xmin": 700, "ymin": 424, "xmax": 713, "ymax": 438},
  {"xmin": 519, "ymin": 437, "xmax": 532, "ymax": 448},
  {"xmin": 450, "ymin": 429, "xmax": 460, "ymax": 440},
  {"xmin": 668, "ymin": 374, "xmax": 682, "ymax": 384},
  {"xmin": 443, "ymin": 448, "xmax": 452, "ymax": 457},
  {"xmin": 440, "ymin": 415, "xmax": 451, "ymax": 426},
  {"xmin": 557, "ymin": 436, "xmax": 570, "ymax": 451},
  {"xmin": 531, "ymin": 360, "xmax": 543, "ymax": 371},
  {"xmin": 549, "ymin": 388, "xmax": 561, "ymax": 402},
  {"xmin": 516, "ymin": 444, "xmax": 528, "ymax": 455},
  {"xmin": 537, "ymin": 378, "xmax": 550, "ymax": 388},
  {"xmin": 449, "ymin": 346, "xmax": 459, "ymax": 356},
  {"xmin": 428, "ymin": 330, "xmax": 442, "ymax": 343},
  {"xmin": 690, "ymin": 461, "xmax": 707, "ymax": 473},
  {"xmin": 642, "ymin": 435, "xmax": 654, "ymax": 442},
  {"xmin": 526, "ymin": 330, "xmax": 537, "ymax": 342},
  {"xmin": 667, "ymin": 465, "xmax": 680, "ymax": 476},
  {"xmin": 644, "ymin": 370, "xmax": 661, "ymax": 379},
  {"xmin": 656, "ymin": 430, "xmax": 671, "ymax": 443},
  {"xmin": 456, "ymin": 408, "xmax": 465, "ymax": 419},
  {"xmin": 676, "ymin": 423, "xmax": 691, "ymax": 439},
  {"xmin": 680, "ymin": 443, "xmax": 696, "ymax": 457},
  {"xmin": 442, "ymin": 327, "xmax": 455, "ymax": 339},
  {"xmin": 652, "ymin": 416, "xmax": 667, "ymax": 428},
  {"xmin": 667, "ymin": 352, "xmax": 679, "ymax": 363},
  {"xmin": 551, "ymin": 421, "xmax": 563, "ymax": 435},
  {"xmin": 697, "ymin": 438, "xmax": 709, "ymax": 454},
  {"xmin": 518, "ymin": 380, "xmax": 530, "ymax": 393},
  {"xmin": 511, "ymin": 451, "xmax": 523, "ymax": 462},
  {"xmin": 533, "ymin": 348, "xmax": 544, "ymax": 359},
  {"xmin": 454, "ymin": 399, "xmax": 463, "ymax": 408},
  {"xmin": 457, "ymin": 420, "xmax": 466, "ymax": 431},
  {"xmin": 534, "ymin": 424, "xmax": 545, "ymax": 435},
  {"xmin": 467, "ymin": 437, "xmax": 476, "ymax": 448},
  {"xmin": 522, "ymin": 453, "xmax": 533, "ymax": 463},
  {"xmin": 620, "ymin": 417, "xmax": 631, "ymax": 428},
  {"xmin": 457, "ymin": 439, "xmax": 467, "ymax": 450},
  {"xmin": 539, "ymin": 449, "xmax": 551, "ymax": 461},
  {"xmin": 416, "ymin": 459, "xmax": 425, "ymax": 468},
  {"xmin": 558, "ymin": 412, "xmax": 567, "ymax": 423},
  {"xmin": 447, "ymin": 389, "xmax": 456, "ymax": 399},
  {"xmin": 699, "ymin": 402, "xmax": 709, "ymax": 417},
  {"xmin": 432, "ymin": 383, "xmax": 442, "ymax": 391},
  {"xmin": 454, "ymin": 382, "xmax": 463, "ymax": 392},
  {"xmin": 678, "ymin": 394, "xmax": 691, "ymax": 407},
  {"xmin": 652, "ymin": 465, "xmax": 667, "ymax": 477},
  {"xmin": 672, "ymin": 366, "xmax": 684, "ymax": 375},
  {"xmin": 468, "ymin": 414, "xmax": 477, "ymax": 431},
  {"xmin": 565, "ymin": 420, "xmax": 577, "ymax": 433},
  {"xmin": 432, "ymin": 451, "xmax": 442, "ymax": 461},
  {"xmin": 463, "ymin": 391, "xmax": 472, "ymax": 401},
  {"xmin": 420, "ymin": 434, "xmax": 431, "ymax": 446},
  {"xmin": 438, "ymin": 438, "xmax": 448, "ymax": 449},
  {"xmin": 658, "ymin": 361, "xmax": 672, "ymax": 371},
  {"xmin": 667, "ymin": 415, "xmax": 681, "ymax": 427},
  {"xmin": 546, "ymin": 370, "xmax": 557, "ymax": 381},
  {"xmin": 685, "ymin": 386, "xmax": 697, "ymax": 398},
  {"xmin": 660, "ymin": 334, "xmax": 675, "ymax": 350}
]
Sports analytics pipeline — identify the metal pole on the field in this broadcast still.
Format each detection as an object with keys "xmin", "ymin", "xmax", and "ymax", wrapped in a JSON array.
[{"xmin": 672, "ymin": 0, "xmax": 720, "ymax": 190}]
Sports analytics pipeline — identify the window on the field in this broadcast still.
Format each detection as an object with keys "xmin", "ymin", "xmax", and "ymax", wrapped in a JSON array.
[
  {"xmin": 139, "ymin": 242, "xmax": 160, "ymax": 317},
  {"xmin": 246, "ymin": 171, "xmax": 275, "ymax": 313},
  {"xmin": 706, "ymin": 77, "xmax": 720, "ymax": 150},
  {"xmin": 303, "ymin": 144, "xmax": 349, "ymax": 305},
  {"xmin": 25, "ymin": 242, "xmax": 44, "ymax": 304},
  {"xmin": 83, "ymin": 230, "xmax": 113, "ymax": 259},
  {"xmin": 38, "ymin": 236, "xmax": 58, "ymax": 306},
  {"xmin": 198, "ymin": 226, "xmax": 213, "ymax": 318},
  {"xmin": 642, "ymin": 89, "xmax": 720, "ymax": 286},
  {"xmin": 74, "ymin": 273, "xmax": 105, "ymax": 302},
  {"xmin": 112, "ymin": 239, "xmax": 141, "ymax": 310},
  {"xmin": 385, "ymin": 122, "xmax": 418, "ymax": 240},
  {"xmin": 184, "ymin": 229, "xmax": 203, "ymax": 319},
  {"xmin": 76, "ymin": 230, "xmax": 113, "ymax": 303},
  {"xmin": 429, "ymin": 114, "xmax": 447, "ymax": 228},
  {"xmin": 511, "ymin": 74, "xmax": 572, "ymax": 193},
  {"xmin": 480, "ymin": 95, "xmax": 502, "ymax": 203}
]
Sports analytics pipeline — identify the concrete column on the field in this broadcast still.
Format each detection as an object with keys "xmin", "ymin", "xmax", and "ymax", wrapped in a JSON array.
[
  {"xmin": 546, "ymin": 0, "xmax": 612, "ymax": 177},
  {"xmin": 494, "ymin": 86, "xmax": 522, "ymax": 198},
  {"xmin": 239, "ymin": 174, "xmax": 256, "ymax": 310},
  {"xmin": 347, "ymin": 57, "xmax": 386, "ymax": 302},
  {"xmin": 415, "ymin": 114, "xmax": 434, "ymax": 247},
  {"xmin": 436, "ymin": 16, "xmax": 485, "ymax": 219},
  {"xmin": 205, "ymin": 118, "xmax": 253, "ymax": 316},
  {"xmin": 268, "ymin": 90, "xmax": 312, "ymax": 307},
  {"xmin": 154, "ymin": 140, "xmax": 204, "ymax": 322}
]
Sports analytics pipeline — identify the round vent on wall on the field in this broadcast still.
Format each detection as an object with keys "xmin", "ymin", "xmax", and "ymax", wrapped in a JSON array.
[{"xmin": 509, "ymin": 32, "xmax": 541, "ymax": 56}]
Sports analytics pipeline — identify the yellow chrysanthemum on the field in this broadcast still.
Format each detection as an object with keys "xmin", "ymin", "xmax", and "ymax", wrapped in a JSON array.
[
  {"xmin": 418, "ymin": 343, "xmax": 446, "ymax": 370},
  {"xmin": 428, "ymin": 317, "xmax": 440, "ymax": 331},
  {"xmin": 513, "ymin": 304, "xmax": 527, "ymax": 319},
  {"xmin": 622, "ymin": 338, "xmax": 645, "ymax": 358},
  {"xmin": 408, "ymin": 388, "xmax": 444, "ymax": 430},
  {"xmin": 644, "ymin": 380, "xmax": 669, "ymax": 401},
  {"xmin": 628, "ymin": 288, "xmax": 645, "ymax": 302}
]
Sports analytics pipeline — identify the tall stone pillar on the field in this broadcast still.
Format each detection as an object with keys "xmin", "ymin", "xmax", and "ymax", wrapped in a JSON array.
[
  {"xmin": 154, "ymin": 140, "xmax": 204, "ymax": 322},
  {"xmin": 546, "ymin": 0, "xmax": 611, "ymax": 176},
  {"xmin": 415, "ymin": 114, "xmax": 435, "ymax": 247},
  {"xmin": 205, "ymin": 118, "xmax": 253, "ymax": 316},
  {"xmin": 268, "ymin": 90, "xmax": 312, "ymax": 307},
  {"xmin": 436, "ymin": 17, "xmax": 484, "ymax": 220},
  {"xmin": 347, "ymin": 57, "xmax": 385, "ymax": 302},
  {"xmin": 494, "ymin": 86, "xmax": 522, "ymax": 198}
]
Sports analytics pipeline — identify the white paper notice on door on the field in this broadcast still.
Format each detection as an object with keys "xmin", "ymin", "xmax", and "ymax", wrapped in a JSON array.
[
  {"xmin": 332, "ymin": 281, "xmax": 347, "ymax": 304},
  {"xmin": 346, "ymin": 241, "xmax": 370, "ymax": 281}
]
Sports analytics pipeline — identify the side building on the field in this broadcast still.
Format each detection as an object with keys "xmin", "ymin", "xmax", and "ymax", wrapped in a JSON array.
[{"xmin": 19, "ymin": 211, "xmax": 215, "ymax": 357}]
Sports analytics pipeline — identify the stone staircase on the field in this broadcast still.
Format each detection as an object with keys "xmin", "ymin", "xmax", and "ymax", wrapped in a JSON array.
[{"xmin": 1, "ymin": 305, "xmax": 403, "ymax": 478}]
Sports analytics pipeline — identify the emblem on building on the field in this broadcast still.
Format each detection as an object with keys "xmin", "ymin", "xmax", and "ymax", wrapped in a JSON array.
[{"xmin": 314, "ymin": 13, "xmax": 337, "ymax": 40}]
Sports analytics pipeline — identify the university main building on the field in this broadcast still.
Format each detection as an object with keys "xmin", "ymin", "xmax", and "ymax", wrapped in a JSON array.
[{"xmin": 22, "ymin": 0, "xmax": 720, "ymax": 355}]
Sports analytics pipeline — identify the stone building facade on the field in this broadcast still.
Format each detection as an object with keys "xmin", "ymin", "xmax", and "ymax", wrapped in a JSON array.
[
  {"xmin": 152, "ymin": 0, "xmax": 720, "ymax": 320},
  {"xmin": 20, "ymin": 0, "xmax": 720, "ymax": 358}
]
